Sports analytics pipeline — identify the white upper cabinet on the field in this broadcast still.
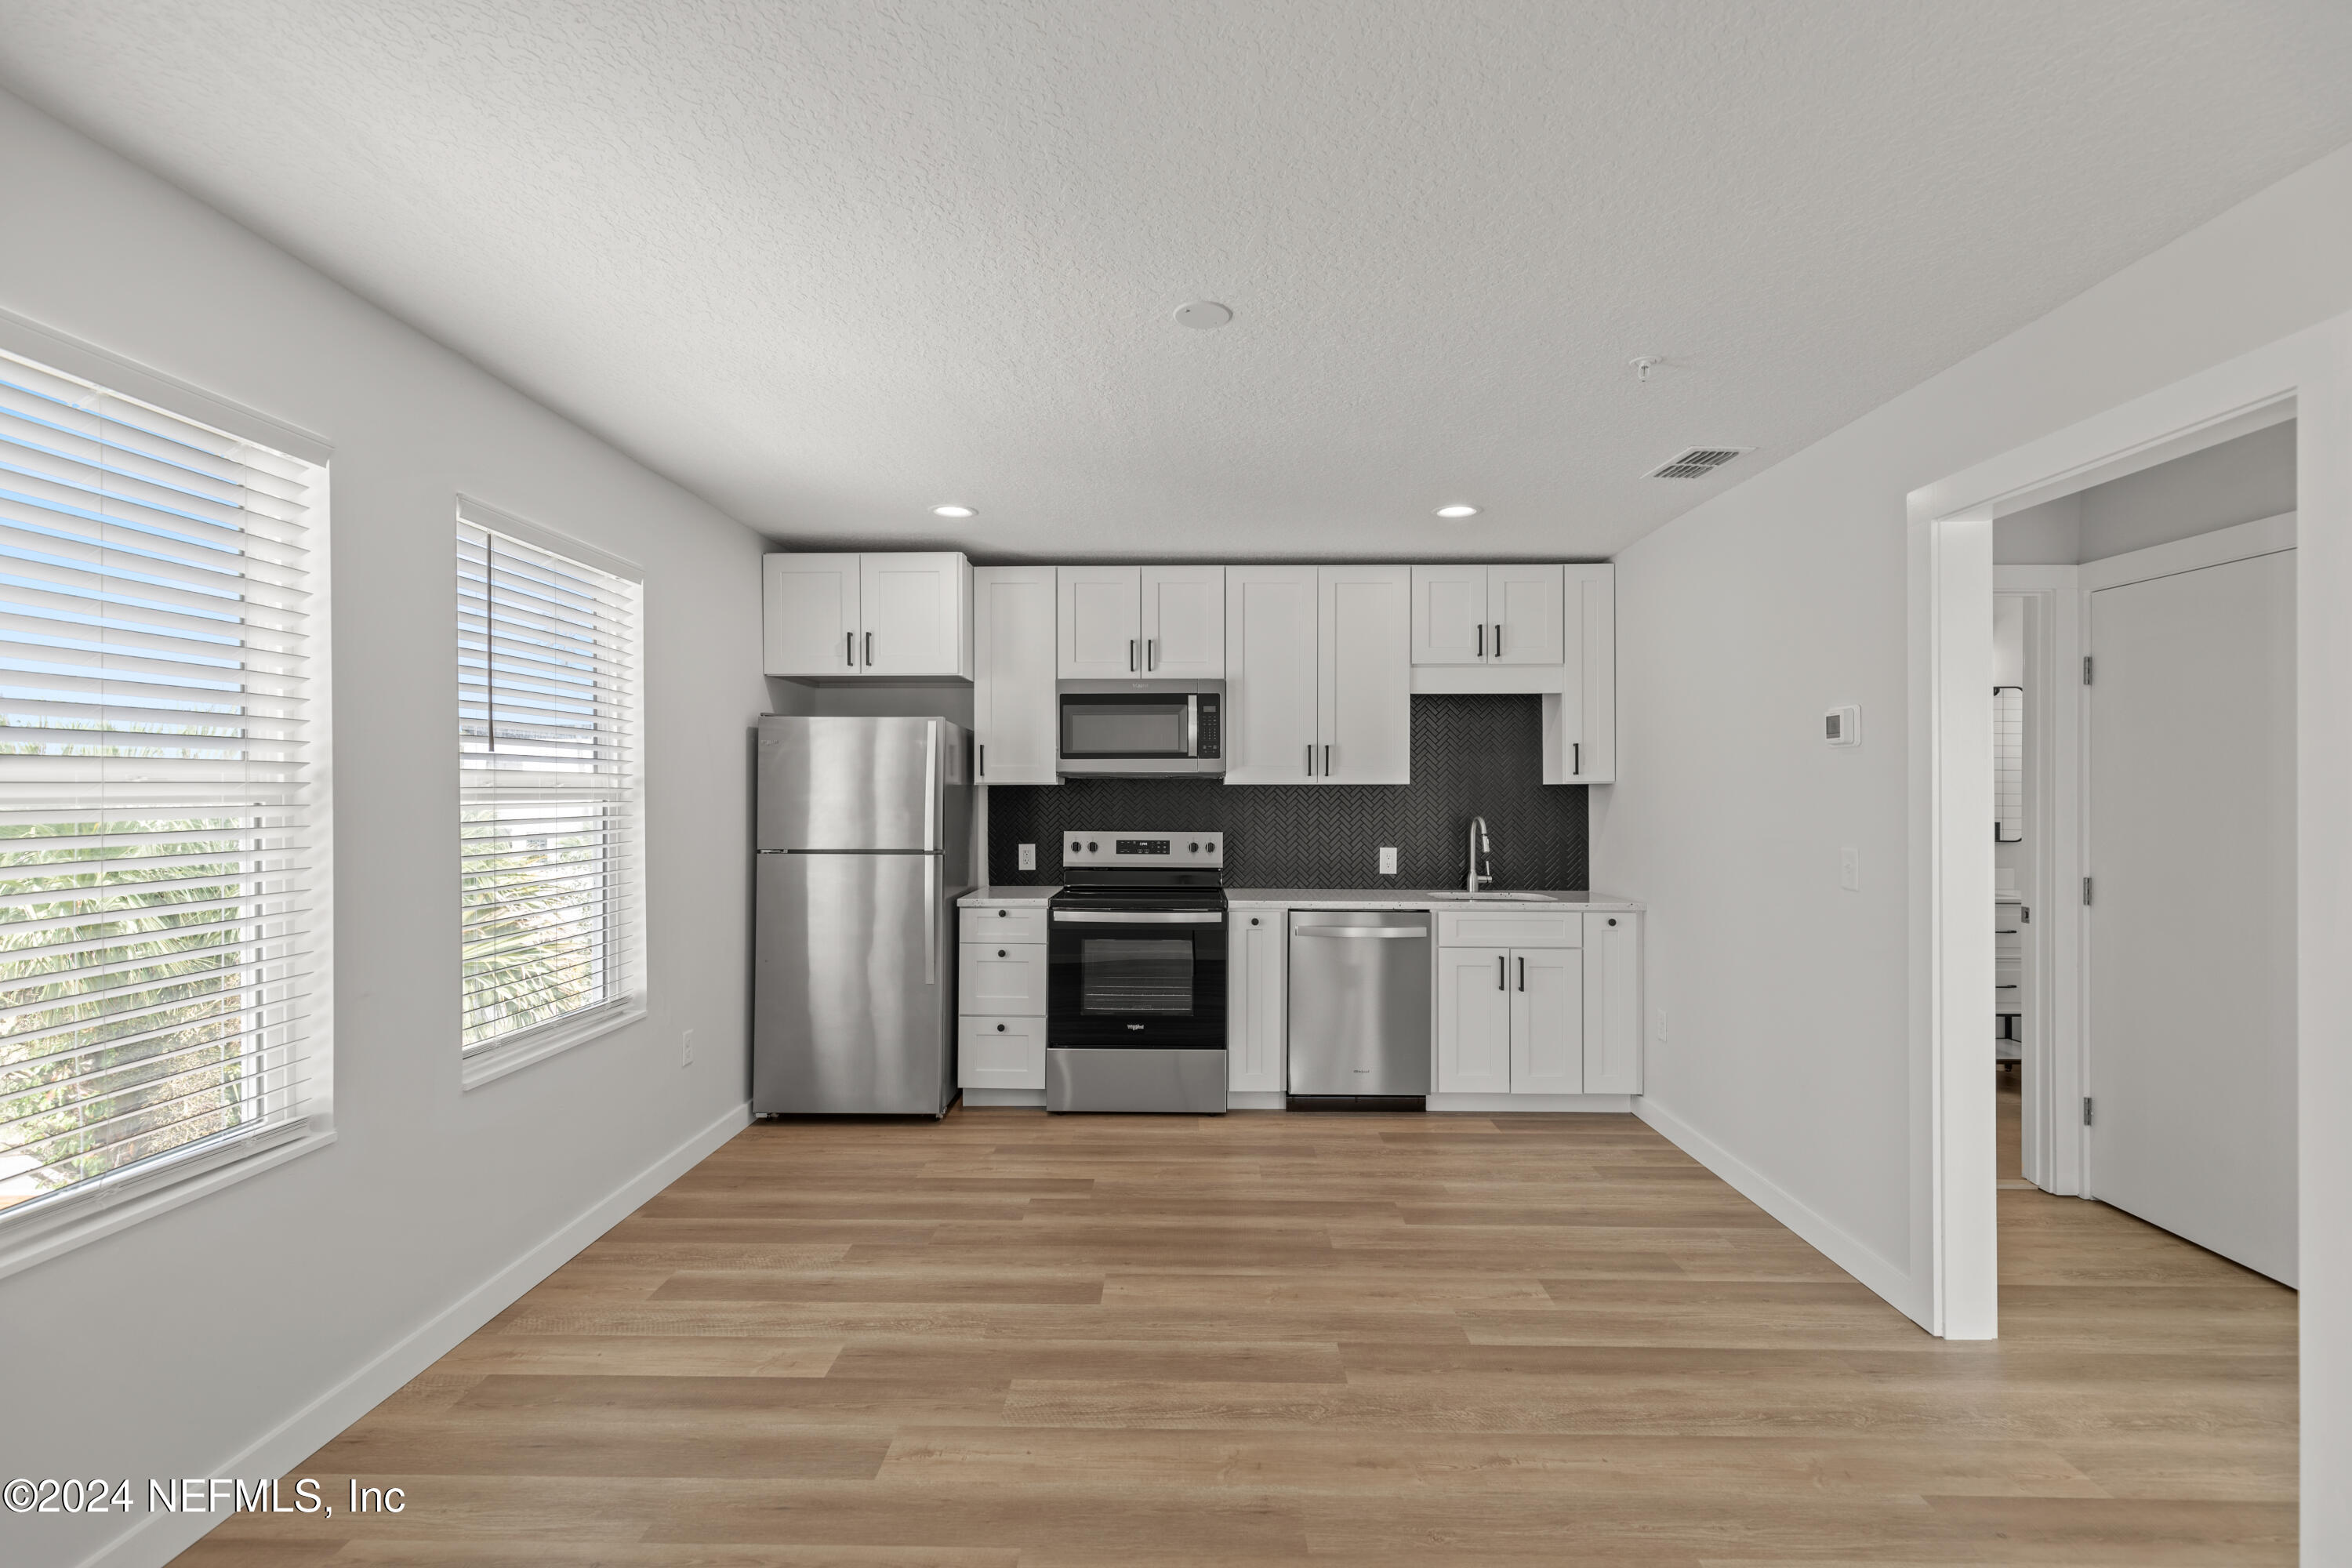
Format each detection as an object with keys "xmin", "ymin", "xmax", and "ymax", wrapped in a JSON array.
[
  {"xmin": 764, "ymin": 552, "xmax": 971, "ymax": 679},
  {"xmin": 1058, "ymin": 566, "xmax": 1143, "ymax": 678},
  {"xmin": 1490, "ymin": 564, "xmax": 1565, "ymax": 666},
  {"xmin": 1542, "ymin": 564, "xmax": 1617, "ymax": 783},
  {"xmin": 1319, "ymin": 566, "xmax": 1411, "ymax": 783},
  {"xmin": 1411, "ymin": 564, "xmax": 1563, "ymax": 666},
  {"xmin": 764, "ymin": 554, "xmax": 862, "ymax": 676},
  {"xmin": 1141, "ymin": 565, "xmax": 1225, "ymax": 677},
  {"xmin": 973, "ymin": 566, "xmax": 1059, "ymax": 786},
  {"xmin": 1410, "ymin": 565, "xmax": 1489, "ymax": 665},
  {"xmin": 1225, "ymin": 566, "xmax": 1319, "ymax": 783}
]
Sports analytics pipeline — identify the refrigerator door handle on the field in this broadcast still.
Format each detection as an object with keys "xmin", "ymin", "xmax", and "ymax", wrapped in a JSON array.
[
  {"xmin": 924, "ymin": 853, "xmax": 937, "ymax": 985},
  {"xmin": 924, "ymin": 720, "xmax": 938, "ymax": 852}
]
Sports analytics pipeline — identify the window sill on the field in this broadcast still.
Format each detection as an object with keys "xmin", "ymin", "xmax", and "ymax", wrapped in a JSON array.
[
  {"xmin": 0, "ymin": 1122, "xmax": 335, "ymax": 1285},
  {"xmin": 461, "ymin": 1000, "xmax": 646, "ymax": 1091}
]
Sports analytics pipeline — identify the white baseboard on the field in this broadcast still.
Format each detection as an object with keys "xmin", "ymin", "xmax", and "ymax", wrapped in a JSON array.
[
  {"xmin": 83, "ymin": 1099, "xmax": 753, "ymax": 1568},
  {"xmin": 1634, "ymin": 1096, "xmax": 1926, "ymax": 1329},
  {"xmin": 960, "ymin": 1088, "xmax": 1046, "ymax": 1108},
  {"xmin": 1228, "ymin": 1091, "xmax": 1287, "ymax": 1110},
  {"xmin": 1426, "ymin": 1093, "xmax": 1636, "ymax": 1113}
]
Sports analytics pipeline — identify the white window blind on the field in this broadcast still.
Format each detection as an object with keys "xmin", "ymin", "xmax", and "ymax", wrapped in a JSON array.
[
  {"xmin": 456, "ymin": 505, "xmax": 642, "ymax": 1062},
  {"xmin": 0, "ymin": 347, "xmax": 323, "ymax": 1225}
]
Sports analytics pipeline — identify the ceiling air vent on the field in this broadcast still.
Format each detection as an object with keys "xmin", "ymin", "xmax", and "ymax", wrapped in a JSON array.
[{"xmin": 1646, "ymin": 446, "xmax": 1751, "ymax": 480}]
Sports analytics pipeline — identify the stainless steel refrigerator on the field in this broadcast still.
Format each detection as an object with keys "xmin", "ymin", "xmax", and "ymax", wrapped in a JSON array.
[{"xmin": 753, "ymin": 716, "xmax": 972, "ymax": 1116}]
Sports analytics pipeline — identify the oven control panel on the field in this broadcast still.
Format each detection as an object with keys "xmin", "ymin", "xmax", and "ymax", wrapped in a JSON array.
[{"xmin": 1062, "ymin": 830, "xmax": 1224, "ymax": 868}]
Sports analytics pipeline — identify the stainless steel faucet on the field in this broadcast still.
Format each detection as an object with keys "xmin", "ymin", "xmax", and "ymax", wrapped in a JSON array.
[{"xmin": 1466, "ymin": 815, "xmax": 1494, "ymax": 892}]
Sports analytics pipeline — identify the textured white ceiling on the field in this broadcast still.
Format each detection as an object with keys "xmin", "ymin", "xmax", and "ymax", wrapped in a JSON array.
[{"xmin": 3, "ymin": 2, "xmax": 2349, "ymax": 559}]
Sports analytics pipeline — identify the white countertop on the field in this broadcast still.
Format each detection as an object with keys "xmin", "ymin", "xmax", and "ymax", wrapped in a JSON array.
[{"xmin": 961, "ymin": 885, "xmax": 1640, "ymax": 911}]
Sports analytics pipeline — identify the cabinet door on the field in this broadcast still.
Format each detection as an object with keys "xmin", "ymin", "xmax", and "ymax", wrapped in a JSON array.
[
  {"xmin": 974, "ymin": 567, "xmax": 1060, "ymax": 785},
  {"xmin": 1511, "ymin": 947, "xmax": 1583, "ymax": 1094},
  {"xmin": 1058, "ymin": 565, "xmax": 1142, "ymax": 678},
  {"xmin": 960, "ymin": 1015, "xmax": 1044, "ymax": 1090},
  {"xmin": 1229, "ymin": 908, "xmax": 1286, "ymax": 1093},
  {"xmin": 1410, "ymin": 565, "xmax": 1488, "ymax": 665},
  {"xmin": 1437, "ymin": 946, "xmax": 1513, "ymax": 1093},
  {"xmin": 1225, "ymin": 566, "xmax": 1319, "ymax": 783},
  {"xmin": 1319, "ymin": 566, "xmax": 1411, "ymax": 783},
  {"xmin": 1582, "ymin": 913, "xmax": 1642, "ymax": 1094},
  {"xmin": 860, "ymin": 553, "xmax": 967, "ymax": 677},
  {"xmin": 1545, "ymin": 565, "xmax": 1614, "ymax": 782},
  {"xmin": 1489, "ymin": 564, "xmax": 1564, "ymax": 666},
  {"xmin": 959, "ymin": 942, "xmax": 1047, "ymax": 1015},
  {"xmin": 1142, "ymin": 565, "xmax": 1225, "ymax": 677},
  {"xmin": 764, "ymin": 554, "xmax": 861, "ymax": 677}
]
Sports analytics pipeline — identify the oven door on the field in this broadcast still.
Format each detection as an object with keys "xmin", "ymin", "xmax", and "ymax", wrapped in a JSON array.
[
  {"xmin": 1055, "ymin": 683, "xmax": 1223, "ymax": 776},
  {"xmin": 1048, "ymin": 907, "xmax": 1228, "ymax": 1048}
]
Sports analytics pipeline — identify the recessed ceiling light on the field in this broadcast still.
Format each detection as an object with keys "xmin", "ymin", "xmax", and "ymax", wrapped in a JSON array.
[
  {"xmin": 1174, "ymin": 301, "xmax": 1233, "ymax": 329},
  {"xmin": 1435, "ymin": 504, "xmax": 1479, "ymax": 519},
  {"xmin": 931, "ymin": 505, "xmax": 976, "ymax": 518}
]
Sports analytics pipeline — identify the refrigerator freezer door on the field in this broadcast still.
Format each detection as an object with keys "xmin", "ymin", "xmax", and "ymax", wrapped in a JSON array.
[
  {"xmin": 757, "ymin": 715, "xmax": 940, "ymax": 851},
  {"xmin": 754, "ymin": 850, "xmax": 953, "ymax": 1114}
]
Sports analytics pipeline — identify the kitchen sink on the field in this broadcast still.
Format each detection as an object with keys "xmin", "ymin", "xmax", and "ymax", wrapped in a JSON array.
[{"xmin": 1428, "ymin": 890, "xmax": 1556, "ymax": 902}]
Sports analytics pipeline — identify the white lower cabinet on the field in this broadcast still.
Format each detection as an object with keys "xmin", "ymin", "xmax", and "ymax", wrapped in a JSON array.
[
  {"xmin": 958, "ymin": 900, "xmax": 1047, "ymax": 1091},
  {"xmin": 959, "ymin": 1015, "xmax": 1044, "ymax": 1091},
  {"xmin": 1437, "ymin": 946, "xmax": 1515, "ymax": 1093},
  {"xmin": 1509, "ymin": 947, "xmax": 1583, "ymax": 1094},
  {"xmin": 1581, "ymin": 913, "xmax": 1642, "ymax": 1094},
  {"xmin": 1228, "ymin": 906, "xmax": 1287, "ymax": 1093}
]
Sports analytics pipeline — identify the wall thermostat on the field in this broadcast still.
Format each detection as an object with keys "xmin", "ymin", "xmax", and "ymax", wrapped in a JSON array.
[{"xmin": 1824, "ymin": 705, "xmax": 1861, "ymax": 746}]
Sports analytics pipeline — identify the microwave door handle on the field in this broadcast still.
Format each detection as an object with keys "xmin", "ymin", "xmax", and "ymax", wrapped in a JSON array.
[{"xmin": 1187, "ymin": 695, "xmax": 1199, "ymax": 757}]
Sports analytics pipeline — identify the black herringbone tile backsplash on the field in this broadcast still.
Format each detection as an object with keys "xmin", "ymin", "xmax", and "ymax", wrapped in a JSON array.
[{"xmin": 986, "ymin": 695, "xmax": 1587, "ymax": 889}]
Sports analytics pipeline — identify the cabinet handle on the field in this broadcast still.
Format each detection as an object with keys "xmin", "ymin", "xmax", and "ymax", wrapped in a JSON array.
[
  {"xmin": 1148, "ymin": 637, "xmax": 1157, "ymax": 670},
  {"xmin": 1323, "ymin": 743, "xmax": 1331, "ymax": 776},
  {"xmin": 1250, "ymin": 916, "xmax": 1260, "ymax": 926},
  {"xmin": 1497, "ymin": 954, "xmax": 1506, "ymax": 990},
  {"xmin": 996, "ymin": 1023, "xmax": 1006, "ymax": 1033},
  {"xmin": 1517, "ymin": 956, "xmax": 1526, "ymax": 992},
  {"xmin": 997, "ymin": 909, "xmax": 1007, "ymax": 918},
  {"xmin": 846, "ymin": 631, "xmax": 855, "ymax": 667},
  {"xmin": 1476, "ymin": 623, "xmax": 1483, "ymax": 658},
  {"xmin": 1606, "ymin": 917, "xmax": 1617, "ymax": 927},
  {"xmin": 978, "ymin": 742, "xmax": 985, "ymax": 778},
  {"xmin": 1494, "ymin": 622, "xmax": 1504, "ymax": 657},
  {"xmin": 866, "ymin": 631, "xmax": 874, "ymax": 666},
  {"xmin": 1572, "ymin": 742, "xmax": 1581, "ymax": 776},
  {"xmin": 1128, "ymin": 638, "xmax": 1137, "ymax": 671},
  {"xmin": 997, "ymin": 949, "xmax": 1007, "ymax": 957},
  {"xmin": 1305, "ymin": 744, "xmax": 1314, "ymax": 777}
]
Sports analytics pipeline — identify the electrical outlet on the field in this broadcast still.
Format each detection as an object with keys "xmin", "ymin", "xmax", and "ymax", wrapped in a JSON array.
[
  {"xmin": 1840, "ymin": 847, "xmax": 1859, "ymax": 891},
  {"xmin": 1018, "ymin": 843, "xmax": 1036, "ymax": 871},
  {"xmin": 681, "ymin": 1028, "xmax": 695, "ymax": 1068},
  {"xmin": 1377, "ymin": 846, "xmax": 1399, "ymax": 875}
]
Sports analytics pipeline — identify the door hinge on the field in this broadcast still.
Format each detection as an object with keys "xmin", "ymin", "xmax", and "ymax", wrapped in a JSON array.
[
  {"xmin": 2082, "ymin": 877, "xmax": 2093, "ymax": 906},
  {"xmin": 2082, "ymin": 655, "xmax": 2093, "ymax": 685},
  {"xmin": 2082, "ymin": 1096, "xmax": 2094, "ymax": 1127}
]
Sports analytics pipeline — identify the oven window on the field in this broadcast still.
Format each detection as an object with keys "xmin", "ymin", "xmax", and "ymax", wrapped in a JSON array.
[
  {"xmin": 1080, "ymin": 937, "xmax": 1195, "ymax": 1014},
  {"xmin": 1062, "ymin": 698, "xmax": 1187, "ymax": 757}
]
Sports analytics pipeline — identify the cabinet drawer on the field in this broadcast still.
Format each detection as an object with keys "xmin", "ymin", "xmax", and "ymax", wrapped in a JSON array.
[
  {"xmin": 959, "ymin": 942, "xmax": 1046, "ymax": 1015},
  {"xmin": 960, "ymin": 1015, "xmax": 1045, "ymax": 1090},
  {"xmin": 960, "ymin": 905, "xmax": 1046, "ymax": 944},
  {"xmin": 1438, "ymin": 909, "xmax": 1580, "ymax": 948}
]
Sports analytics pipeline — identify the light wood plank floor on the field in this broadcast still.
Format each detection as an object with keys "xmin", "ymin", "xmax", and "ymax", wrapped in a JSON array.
[{"xmin": 187, "ymin": 1107, "xmax": 2296, "ymax": 1566}]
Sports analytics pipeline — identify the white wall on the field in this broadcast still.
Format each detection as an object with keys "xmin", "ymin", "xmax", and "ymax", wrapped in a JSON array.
[
  {"xmin": 1592, "ymin": 141, "xmax": 2352, "ymax": 1554},
  {"xmin": 0, "ymin": 89, "xmax": 771, "ymax": 1568},
  {"xmin": 1994, "ymin": 419, "xmax": 2297, "ymax": 562}
]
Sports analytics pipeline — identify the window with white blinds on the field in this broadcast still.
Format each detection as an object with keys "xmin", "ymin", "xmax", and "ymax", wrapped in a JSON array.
[
  {"xmin": 456, "ymin": 503, "xmax": 643, "ymax": 1065},
  {"xmin": 0, "ymin": 347, "xmax": 324, "ymax": 1226}
]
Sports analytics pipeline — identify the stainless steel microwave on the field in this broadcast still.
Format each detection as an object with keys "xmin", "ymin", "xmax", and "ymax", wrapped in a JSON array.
[{"xmin": 1056, "ymin": 680, "xmax": 1225, "ymax": 777}]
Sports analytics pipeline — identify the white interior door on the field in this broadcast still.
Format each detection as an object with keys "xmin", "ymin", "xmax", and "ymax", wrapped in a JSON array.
[
  {"xmin": 1142, "ymin": 565, "xmax": 1225, "ymax": 677},
  {"xmin": 1508, "ymin": 947, "xmax": 1581, "ymax": 1094},
  {"xmin": 763, "ymin": 554, "xmax": 860, "ymax": 676},
  {"xmin": 1410, "ymin": 565, "xmax": 1488, "ymax": 665},
  {"xmin": 1438, "ymin": 947, "xmax": 1512, "ymax": 1092},
  {"xmin": 1488, "ymin": 564, "xmax": 1564, "ymax": 666},
  {"xmin": 1318, "ymin": 566, "xmax": 1411, "ymax": 782},
  {"xmin": 1058, "ymin": 565, "xmax": 1142, "ymax": 678},
  {"xmin": 2086, "ymin": 548, "xmax": 2296, "ymax": 1283},
  {"xmin": 1225, "ymin": 566, "xmax": 1319, "ymax": 782},
  {"xmin": 974, "ymin": 566, "xmax": 1059, "ymax": 785}
]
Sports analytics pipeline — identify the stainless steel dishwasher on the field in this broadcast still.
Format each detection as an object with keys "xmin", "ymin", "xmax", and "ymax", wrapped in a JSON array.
[{"xmin": 1287, "ymin": 909, "xmax": 1431, "ymax": 1104}]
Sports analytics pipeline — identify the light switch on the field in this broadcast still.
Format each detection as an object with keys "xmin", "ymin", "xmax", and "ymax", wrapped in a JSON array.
[
  {"xmin": 1840, "ymin": 846, "xmax": 1859, "ymax": 891},
  {"xmin": 1018, "ymin": 843, "xmax": 1036, "ymax": 871},
  {"xmin": 1377, "ymin": 846, "xmax": 1399, "ymax": 875}
]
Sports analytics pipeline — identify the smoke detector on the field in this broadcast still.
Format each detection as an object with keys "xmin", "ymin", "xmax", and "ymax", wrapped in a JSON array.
[
  {"xmin": 1174, "ymin": 301, "xmax": 1233, "ymax": 328},
  {"xmin": 1646, "ymin": 446, "xmax": 1751, "ymax": 480}
]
